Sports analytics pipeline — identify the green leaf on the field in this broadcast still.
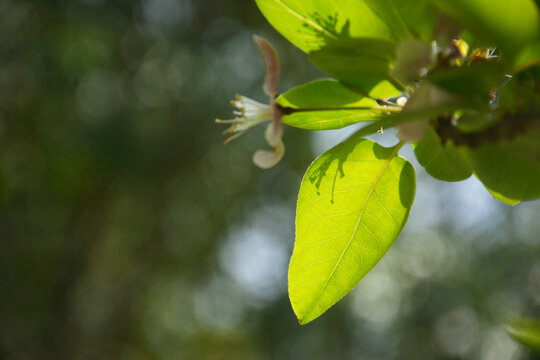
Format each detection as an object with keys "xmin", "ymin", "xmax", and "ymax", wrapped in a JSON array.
[
  {"xmin": 254, "ymin": 0, "xmax": 394, "ymax": 53},
  {"xmin": 309, "ymin": 38, "xmax": 402, "ymax": 98},
  {"xmin": 281, "ymin": 110, "xmax": 383, "ymax": 130},
  {"xmin": 427, "ymin": 62, "xmax": 506, "ymax": 110},
  {"xmin": 506, "ymin": 317, "xmax": 540, "ymax": 353},
  {"xmin": 457, "ymin": 114, "xmax": 499, "ymax": 134},
  {"xmin": 392, "ymin": 40, "xmax": 434, "ymax": 84},
  {"xmin": 413, "ymin": 126, "xmax": 473, "ymax": 182},
  {"xmin": 515, "ymin": 42, "xmax": 540, "ymax": 71},
  {"xmin": 277, "ymin": 79, "xmax": 379, "ymax": 109},
  {"xmin": 289, "ymin": 138, "xmax": 415, "ymax": 324},
  {"xmin": 431, "ymin": 0, "xmax": 540, "ymax": 57},
  {"xmin": 277, "ymin": 79, "xmax": 386, "ymax": 130},
  {"xmin": 485, "ymin": 186, "xmax": 521, "ymax": 206},
  {"xmin": 360, "ymin": 0, "xmax": 412, "ymax": 38},
  {"xmin": 363, "ymin": 0, "xmax": 437, "ymax": 42},
  {"xmin": 467, "ymin": 133, "xmax": 540, "ymax": 201}
]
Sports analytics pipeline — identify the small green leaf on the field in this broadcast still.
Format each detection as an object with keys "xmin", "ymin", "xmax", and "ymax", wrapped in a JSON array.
[
  {"xmin": 506, "ymin": 317, "xmax": 540, "ymax": 353},
  {"xmin": 280, "ymin": 110, "xmax": 383, "ymax": 130},
  {"xmin": 309, "ymin": 38, "xmax": 403, "ymax": 98},
  {"xmin": 277, "ymin": 79, "xmax": 379, "ymax": 109},
  {"xmin": 414, "ymin": 126, "xmax": 473, "ymax": 182},
  {"xmin": 277, "ymin": 79, "xmax": 385, "ymax": 130},
  {"xmin": 290, "ymin": 138, "xmax": 415, "ymax": 324},
  {"xmin": 467, "ymin": 133, "xmax": 540, "ymax": 201},
  {"xmin": 431, "ymin": 0, "xmax": 540, "ymax": 57},
  {"xmin": 254, "ymin": 0, "xmax": 394, "ymax": 53}
]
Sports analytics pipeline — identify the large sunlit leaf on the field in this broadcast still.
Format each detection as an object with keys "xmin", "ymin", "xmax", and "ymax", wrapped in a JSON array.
[
  {"xmin": 254, "ymin": 0, "xmax": 394, "ymax": 53},
  {"xmin": 467, "ymin": 132, "xmax": 540, "ymax": 201},
  {"xmin": 431, "ymin": 0, "xmax": 540, "ymax": 57},
  {"xmin": 413, "ymin": 126, "xmax": 473, "ymax": 182},
  {"xmin": 290, "ymin": 138, "xmax": 416, "ymax": 324},
  {"xmin": 277, "ymin": 79, "xmax": 386, "ymax": 130},
  {"xmin": 309, "ymin": 38, "xmax": 402, "ymax": 98}
]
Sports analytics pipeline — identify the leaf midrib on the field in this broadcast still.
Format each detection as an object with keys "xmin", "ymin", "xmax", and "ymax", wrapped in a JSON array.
[
  {"xmin": 271, "ymin": 0, "xmax": 339, "ymax": 41},
  {"xmin": 302, "ymin": 142, "xmax": 403, "ymax": 322},
  {"xmin": 381, "ymin": 0, "xmax": 413, "ymax": 38}
]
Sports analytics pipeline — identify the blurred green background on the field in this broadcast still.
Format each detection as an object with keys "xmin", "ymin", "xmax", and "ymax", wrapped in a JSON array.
[{"xmin": 1, "ymin": 1, "xmax": 540, "ymax": 359}]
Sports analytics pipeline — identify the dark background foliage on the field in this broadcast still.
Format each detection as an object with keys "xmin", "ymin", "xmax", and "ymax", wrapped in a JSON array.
[{"xmin": 0, "ymin": 1, "xmax": 539, "ymax": 359}]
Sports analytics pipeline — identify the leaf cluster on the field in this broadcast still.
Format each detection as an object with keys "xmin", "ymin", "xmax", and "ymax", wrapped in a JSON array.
[{"xmin": 248, "ymin": 0, "xmax": 540, "ymax": 327}]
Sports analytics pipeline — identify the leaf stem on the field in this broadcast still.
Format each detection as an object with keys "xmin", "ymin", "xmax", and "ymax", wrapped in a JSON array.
[
  {"xmin": 393, "ymin": 140, "xmax": 406, "ymax": 152},
  {"xmin": 348, "ymin": 103, "xmax": 466, "ymax": 139}
]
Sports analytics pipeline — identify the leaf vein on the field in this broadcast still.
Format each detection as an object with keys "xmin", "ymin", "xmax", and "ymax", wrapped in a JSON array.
[
  {"xmin": 270, "ymin": 0, "xmax": 339, "ymax": 41},
  {"xmin": 302, "ymin": 143, "xmax": 402, "ymax": 320},
  {"xmin": 374, "ymin": 191, "xmax": 397, "ymax": 226}
]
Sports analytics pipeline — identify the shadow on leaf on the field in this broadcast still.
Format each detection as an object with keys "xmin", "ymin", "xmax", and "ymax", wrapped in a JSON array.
[
  {"xmin": 300, "ymin": 12, "xmax": 351, "ymax": 49},
  {"xmin": 307, "ymin": 137, "xmax": 357, "ymax": 204}
]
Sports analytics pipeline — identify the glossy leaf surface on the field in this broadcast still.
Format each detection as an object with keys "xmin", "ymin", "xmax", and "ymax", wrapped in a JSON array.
[
  {"xmin": 254, "ymin": 0, "xmax": 394, "ymax": 53},
  {"xmin": 290, "ymin": 138, "xmax": 415, "ymax": 324}
]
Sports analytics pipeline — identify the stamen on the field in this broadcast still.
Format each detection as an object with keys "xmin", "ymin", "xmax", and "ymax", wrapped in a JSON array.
[
  {"xmin": 223, "ymin": 129, "xmax": 249, "ymax": 144},
  {"xmin": 217, "ymin": 95, "xmax": 274, "ymax": 143},
  {"xmin": 215, "ymin": 118, "xmax": 240, "ymax": 124}
]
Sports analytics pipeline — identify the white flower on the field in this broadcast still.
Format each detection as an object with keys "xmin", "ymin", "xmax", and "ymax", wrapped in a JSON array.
[
  {"xmin": 216, "ymin": 95, "xmax": 274, "ymax": 143},
  {"xmin": 215, "ymin": 35, "xmax": 285, "ymax": 169}
]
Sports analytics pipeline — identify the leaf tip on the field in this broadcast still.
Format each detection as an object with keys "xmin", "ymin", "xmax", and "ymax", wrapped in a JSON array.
[
  {"xmin": 290, "ymin": 300, "xmax": 320, "ymax": 325},
  {"xmin": 295, "ymin": 312, "xmax": 314, "ymax": 326},
  {"xmin": 290, "ymin": 292, "xmax": 317, "ymax": 325}
]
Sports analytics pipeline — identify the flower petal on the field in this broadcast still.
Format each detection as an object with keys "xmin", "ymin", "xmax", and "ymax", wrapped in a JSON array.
[
  {"xmin": 253, "ymin": 35, "xmax": 280, "ymax": 98},
  {"xmin": 253, "ymin": 122, "xmax": 285, "ymax": 169},
  {"xmin": 253, "ymin": 140, "xmax": 285, "ymax": 169},
  {"xmin": 265, "ymin": 107, "xmax": 283, "ymax": 147}
]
